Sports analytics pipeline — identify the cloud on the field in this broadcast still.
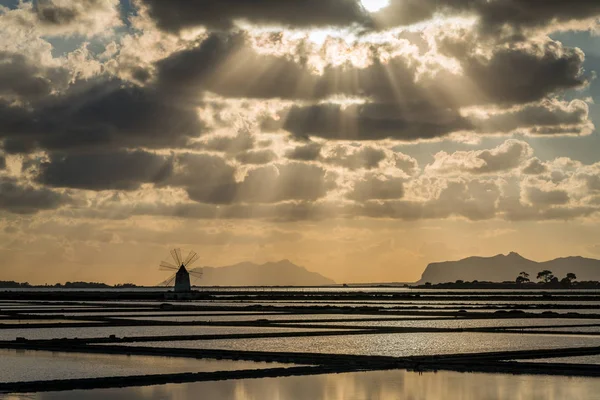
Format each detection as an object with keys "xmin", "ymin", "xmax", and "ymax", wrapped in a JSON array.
[
  {"xmin": 3, "ymin": 0, "xmax": 122, "ymax": 37},
  {"xmin": 140, "ymin": 0, "xmax": 369, "ymax": 32},
  {"xmin": 346, "ymin": 174, "xmax": 405, "ymax": 201},
  {"xmin": 36, "ymin": 150, "xmax": 173, "ymax": 191},
  {"xmin": 373, "ymin": 0, "xmax": 600, "ymax": 34},
  {"xmin": 522, "ymin": 158, "xmax": 549, "ymax": 175},
  {"xmin": 322, "ymin": 144, "xmax": 386, "ymax": 170},
  {"xmin": 169, "ymin": 156, "xmax": 335, "ymax": 205},
  {"xmin": 0, "ymin": 81, "xmax": 205, "ymax": 153},
  {"xmin": 0, "ymin": 176, "xmax": 69, "ymax": 214},
  {"xmin": 440, "ymin": 38, "xmax": 588, "ymax": 106},
  {"xmin": 525, "ymin": 186, "xmax": 570, "ymax": 206},
  {"xmin": 0, "ymin": 51, "xmax": 69, "ymax": 102},
  {"xmin": 394, "ymin": 153, "xmax": 418, "ymax": 176},
  {"xmin": 155, "ymin": 32, "xmax": 323, "ymax": 101},
  {"xmin": 357, "ymin": 179, "xmax": 501, "ymax": 221},
  {"xmin": 280, "ymin": 102, "xmax": 471, "ymax": 141},
  {"xmin": 235, "ymin": 162, "xmax": 335, "ymax": 203},
  {"xmin": 285, "ymin": 142, "xmax": 322, "ymax": 161},
  {"xmin": 198, "ymin": 131, "xmax": 255, "ymax": 154},
  {"xmin": 235, "ymin": 149, "xmax": 277, "ymax": 165},
  {"xmin": 426, "ymin": 140, "xmax": 533, "ymax": 175},
  {"xmin": 473, "ymin": 100, "xmax": 592, "ymax": 136},
  {"xmin": 168, "ymin": 153, "xmax": 238, "ymax": 204}
]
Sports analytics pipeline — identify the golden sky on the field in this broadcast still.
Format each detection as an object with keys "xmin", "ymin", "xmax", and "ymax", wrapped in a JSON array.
[{"xmin": 1, "ymin": 0, "xmax": 600, "ymax": 284}]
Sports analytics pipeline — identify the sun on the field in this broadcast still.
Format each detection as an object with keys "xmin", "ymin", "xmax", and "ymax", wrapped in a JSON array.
[{"xmin": 361, "ymin": 0, "xmax": 390, "ymax": 12}]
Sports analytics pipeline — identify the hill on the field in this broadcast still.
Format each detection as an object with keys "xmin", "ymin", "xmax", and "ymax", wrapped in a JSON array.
[
  {"xmin": 187, "ymin": 259, "xmax": 335, "ymax": 286},
  {"xmin": 418, "ymin": 252, "xmax": 600, "ymax": 284}
]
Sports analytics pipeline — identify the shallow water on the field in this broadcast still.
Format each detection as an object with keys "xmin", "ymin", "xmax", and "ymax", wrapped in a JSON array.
[
  {"xmin": 14, "ymin": 369, "xmax": 600, "ymax": 400},
  {"xmin": 111, "ymin": 332, "xmax": 600, "ymax": 357},
  {"xmin": 283, "ymin": 318, "xmax": 600, "ymax": 329},
  {"xmin": 508, "ymin": 325, "xmax": 600, "ymax": 333},
  {"xmin": 0, "ymin": 319, "xmax": 104, "ymax": 325},
  {"xmin": 118, "ymin": 314, "xmax": 434, "ymax": 322},
  {"xmin": 0, "ymin": 325, "xmax": 336, "ymax": 341},
  {"xmin": 0, "ymin": 349, "xmax": 288, "ymax": 383},
  {"xmin": 518, "ymin": 355, "xmax": 600, "ymax": 364}
]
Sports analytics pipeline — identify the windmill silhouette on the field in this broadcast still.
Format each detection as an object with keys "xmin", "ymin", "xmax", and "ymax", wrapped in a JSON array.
[{"xmin": 159, "ymin": 248, "xmax": 202, "ymax": 292}]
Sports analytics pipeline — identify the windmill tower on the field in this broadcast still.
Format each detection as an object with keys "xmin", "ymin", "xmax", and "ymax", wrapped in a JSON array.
[{"xmin": 160, "ymin": 248, "xmax": 203, "ymax": 292}]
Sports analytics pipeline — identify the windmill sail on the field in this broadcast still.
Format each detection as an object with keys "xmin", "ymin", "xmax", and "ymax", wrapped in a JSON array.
[
  {"xmin": 183, "ymin": 250, "xmax": 198, "ymax": 266},
  {"xmin": 185, "ymin": 253, "xmax": 200, "ymax": 268},
  {"xmin": 159, "ymin": 261, "xmax": 178, "ymax": 271},
  {"xmin": 170, "ymin": 248, "xmax": 183, "ymax": 266}
]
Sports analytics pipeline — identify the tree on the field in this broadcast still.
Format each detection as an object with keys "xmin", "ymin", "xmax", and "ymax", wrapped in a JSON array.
[
  {"xmin": 560, "ymin": 273, "xmax": 577, "ymax": 288},
  {"xmin": 516, "ymin": 271, "xmax": 530, "ymax": 284},
  {"xmin": 537, "ymin": 270, "xmax": 554, "ymax": 283}
]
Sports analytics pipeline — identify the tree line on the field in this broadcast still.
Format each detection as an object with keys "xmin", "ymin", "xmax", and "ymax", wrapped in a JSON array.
[{"xmin": 516, "ymin": 271, "xmax": 577, "ymax": 287}]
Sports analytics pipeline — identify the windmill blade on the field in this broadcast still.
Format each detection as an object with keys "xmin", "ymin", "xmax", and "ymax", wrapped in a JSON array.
[
  {"xmin": 190, "ymin": 271, "xmax": 203, "ymax": 286},
  {"xmin": 163, "ymin": 273, "xmax": 177, "ymax": 288},
  {"xmin": 170, "ymin": 248, "xmax": 182, "ymax": 265},
  {"xmin": 183, "ymin": 250, "xmax": 198, "ymax": 266},
  {"xmin": 189, "ymin": 269, "xmax": 203, "ymax": 278},
  {"xmin": 159, "ymin": 261, "xmax": 178, "ymax": 271},
  {"xmin": 184, "ymin": 253, "xmax": 200, "ymax": 268}
]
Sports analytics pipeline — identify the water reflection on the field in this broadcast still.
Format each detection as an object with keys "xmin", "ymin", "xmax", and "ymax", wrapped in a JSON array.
[
  {"xmin": 0, "ymin": 349, "xmax": 286, "ymax": 383},
  {"xmin": 124, "ymin": 332, "xmax": 600, "ymax": 357},
  {"xmin": 23, "ymin": 370, "xmax": 600, "ymax": 400}
]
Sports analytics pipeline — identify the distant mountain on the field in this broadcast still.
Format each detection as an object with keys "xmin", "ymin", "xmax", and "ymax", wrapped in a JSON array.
[
  {"xmin": 187, "ymin": 260, "xmax": 335, "ymax": 286},
  {"xmin": 418, "ymin": 252, "xmax": 600, "ymax": 284}
]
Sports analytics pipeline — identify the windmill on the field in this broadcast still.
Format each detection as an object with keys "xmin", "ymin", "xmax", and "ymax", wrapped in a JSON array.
[{"xmin": 160, "ymin": 248, "xmax": 203, "ymax": 292}]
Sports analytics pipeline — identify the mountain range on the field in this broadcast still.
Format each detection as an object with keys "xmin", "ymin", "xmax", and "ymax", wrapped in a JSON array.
[
  {"xmin": 418, "ymin": 252, "xmax": 600, "ymax": 284},
  {"xmin": 186, "ymin": 259, "xmax": 335, "ymax": 286}
]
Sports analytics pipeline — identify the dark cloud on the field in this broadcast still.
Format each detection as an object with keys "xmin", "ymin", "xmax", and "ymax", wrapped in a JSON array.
[
  {"xmin": 472, "ymin": 140, "xmax": 532, "ymax": 174},
  {"xmin": 0, "ymin": 176, "xmax": 68, "ymax": 214},
  {"xmin": 526, "ymin": 186, "xmax": 570, "ymax": 206},
  {"xmin": 394, "ymin": 153, "xmax": 418, "ymax": 176},
  {"xmin": 36, "ymin": 150, "xmax": 173, "ymax": 191},
  {"xmin": 474, "ymin": 100, "xmax": 590, "ymax": 134},
  {"xmin": 235, "ymin": 149, "xmax": 277, "ymax": 165},
  {"xmin": 471, "ymin": 0, "xmax": 600, "ymax": 35},
  {"xmin": 285, "ymin": 142, "xmax": 322, "ymax": 161},
  {"xmin": 0, "ymin": 51, "xmax": 68, "ymax": 102},
  {"xmin": 356, "ymin": 179, "xmax": 501, "ymax": 221},
  {"xmin": 35, "ymin": 0, "xmax": 87, "ymax": 25},
  {"xmin": 140, "ymin": 0, "xmax": 600, "ymax": 35},
  {"xmin": 198, "ymin": 131, "xmax": 255, "ymax": 154},
  {"xmin": 522, "ymin": 158, "xmax": 548, "ymax": 175},
  {"xmin": 374, "ymin": 0, "xmax": 600, "ymax": 34},
  {"xmin": 323, "ymin": 145, "xmax": 386, "ymax": 170},
  {"xmin": 428, "ymin": 140, "xmax": 532, "ymax": 175},
  {"xmin": 168, "ymin": 153, "xmax": 238, "ymax": 204},
  {"xmin": 172, "ymin": 156, "xmax": 335, "ymax": 205},
  {"xmin": 155, "ymin": 33, "xmax": 323, "ymax": 101},
  {"xmin": 347, "ymin": 174, "xmax": 405, "ymax": 201},
  {"xmin": 236, "ymin": 163, "xmax": 335, "ymax": 203},
  {"xmin": 29, "ymin": 0, "xmax": 119, "ymax": 34},
  {"xmin": 0, "ymin": 81, "xmax": 205, "ymax": 153},
  {"xmin": 453, "ymin": 41, "xmax": 588, "ymax": 105},
  {"xmin": 140, "ymin": 0, "xmax": 368, "ymax": 32},
  {"xmin": 579, "ymin": 171, "xmax": 600, "ymax": 193},
  {"xmin": 281, "ymin": 103, "xmax": 471, "ymax": 141},
  {"xmin": 499, "ymin": 195, "xmax": 595, "ymax": 221}
]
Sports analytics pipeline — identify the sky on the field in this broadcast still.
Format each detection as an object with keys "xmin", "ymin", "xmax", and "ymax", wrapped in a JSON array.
[{"xmin": 1, "ymin": 1, "xmax": 600, "ymax": 285}]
